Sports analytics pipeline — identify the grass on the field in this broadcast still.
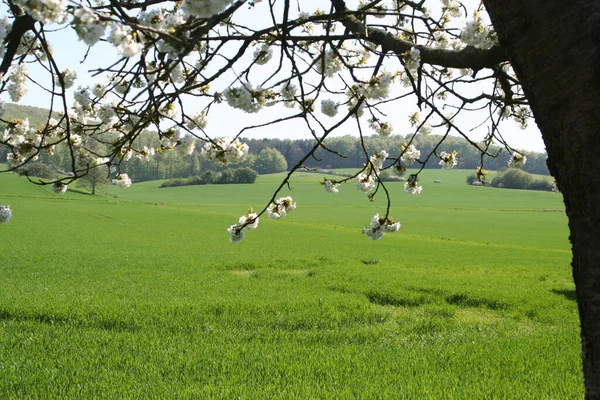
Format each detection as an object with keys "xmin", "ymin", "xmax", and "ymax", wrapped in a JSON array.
[{"xmin": 0, "ymin": 169, "xmax": 583, "ymax": 398}]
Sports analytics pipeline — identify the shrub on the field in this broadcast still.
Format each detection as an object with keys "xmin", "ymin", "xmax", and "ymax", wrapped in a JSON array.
[
  {"xmin": 159, "ymin": 168, "xmax": 258, "ymax": 188},
  {"xmin": 16, "ymin": 162, "xmax": 57, "ymax": 179},
  {"xmin": 232, "ymin": 167, "xmax": 258, "ymax": 184},
  {"xmin": 491, "ymin": 168, "xmax": 532, "ymax": 189},
  {"xmin": 200, "ymin": 170, "xmax": 218, "ymax": 184},
  {"xmin": 528, "ymin": 179, "xmax": 554, "ymax": 191}
]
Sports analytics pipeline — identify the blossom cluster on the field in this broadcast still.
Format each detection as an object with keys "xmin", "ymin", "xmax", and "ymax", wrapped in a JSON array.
[
  {"xmin": 404, "ymin": 175, "xmax": 422, "ymax": 195},
  {"xmin": 404, "ymin": 47, "xmax": 421, "ymax": 75},
  {"xmin": 253, "ymin": 44, "xmax": 273, "ymax": 65},
  {"xmin": 439, "ymin": 151, "xmax": 458, "ymax": 169},
  {"xmin": 267, "ymin": 196, "xmax": 296, "ymax": 219},
  {"xmin": 52, "ymin": 180, "xmax": 68, "ymax": 194},
  {"xmin": 355, "ymin": 150, "xmax": 388, "ymax": 193},
  {"xmin": 227, "ymin": 210, "xmax": 259, "ymax": 243},
  {"xmin": 202, "ymin": 137, "xmax": 249, "ymax": 165},
  {"xmin": 508, "ymin": 152, "xmax": 527, "ymax": 168},
  {"xmin": 363, "ymin": 214, "xmax": 401, "ymax": 240},
  {"xmin": 112, "ymin": 173, "xmax": 132, "ymax": 188},
  {"xmin": 401, "ymin": 143, "xmax": 420, "ymax": 165},
  {"xmin": 316, "ymin": 49, "xmax": 343, "ymax": 77},
  {"xmin": 0, "ymin": 205, "xmax": 11, "ymax": 224},
  {"xmin": 323, "ymin": 179, "xmax": 340, "ymax": 193},
  {"xmin": 461, "ymin": 16, "xmax": 497, "ymax": 50},
  {"xmin": 223, "ymin": 84, "xmax": 265, "ymax": 113}
]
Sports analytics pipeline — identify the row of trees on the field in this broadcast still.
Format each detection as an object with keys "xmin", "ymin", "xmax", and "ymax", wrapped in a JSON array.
[{"xmin": 245, "ymin": 135, "xmax": 550, "ymax": 175}]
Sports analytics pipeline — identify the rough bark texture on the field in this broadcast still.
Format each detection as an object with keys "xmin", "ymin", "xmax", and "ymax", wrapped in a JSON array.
[{"xmin": 483, "ymin": 0, "xmax": 600, "ymax": 398}]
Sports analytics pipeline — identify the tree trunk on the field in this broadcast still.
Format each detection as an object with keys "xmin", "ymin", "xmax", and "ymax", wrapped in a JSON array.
[{"xmin": 483, "ymin": 0, "xmax": 600, "ymax": 397}]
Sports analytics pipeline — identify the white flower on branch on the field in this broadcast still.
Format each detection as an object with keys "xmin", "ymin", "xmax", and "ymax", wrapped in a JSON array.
[
  {"xmin": 0, "ymin": 205, "xmax": 12, "ymax": 224},
  {"xmin": 461, "ymin": 16, "xmax": 497, "ymax": 50},
  {"xmin": 267, "ymin": 196, "xmax": 296, "ymax": 219},
  {"xmin": 72, "ymin": 6, "xmax": 107, "ymax": 46},
  {"xmin": 112, "ymin": 173, "xmax": 132, "ymax": 188},
  {"xmin": 369, "ymin": 120, "xmax": 392, "ymax": 137},
  {"xmin": 202, "ymin": 137, "xmax": 249, "ymax": 165},
  {"xmin": 404, "ymin": 47, "xmax": 421, "ymax": 74},
  {"xmin": 356, "ymin": 173, "xmax": 376, "ymax": 193},
  {"xmin": 404, "ymin": 180, "xmax": 422, "ymax": 195},
  {"xmin": 281, "ymin": 82, "xmax": 297, "ymax": 108},
  {"xmin": 316, "ymin": 49, "xmax": 343, "ymax": 77},
  {"xmin": 401, "ymin": 143, "xmax": 420, "ymax": 165},
  {"xmin": 51, "ymin": 180, "xmax": 68, "ymax": 194},
  {"xmin": 439, "ymin": 151, "xmax": 458, "ymax": 169},
  {"xmin": 223, "ymin": 84, "xmax": 265, "ymax": 113},
  {"xmin": 323, "ymin": 179, "xmax": 340, "ymax": 193},
  {"xmin": 363, "ymin": 214, "xmax": 401, "ymax": 240},
  {"xmin": 369, "ymin": 150, "xmax": 388, "ymax": 171},
  {"xmin": 227, "ymin": 224, "xmax": 245, "ymax": 243},
  {"xmin": 253, "ymin": 43, "xmax": 273, "ymax": 65},
  {"xmin": 321, "ymin": 99, "xmax": 338, "ymax": 117},
  {"xmin": 13, "ymin": 0, "xmax": 68, "ymax": 25},
  {"xmin": 8, "ymin": 64, "xmax": 28, "ymax": 103},
  {"xmin": 508, "ymin": 152, "xmax": 527, "ymax": 168},
  {"xmin": 182, "ymin": 0, "xmax": 233, "ymax": 19},
  {"xmin": 60, "ymin": 69, "xmax": 77, "ymax": 89}
]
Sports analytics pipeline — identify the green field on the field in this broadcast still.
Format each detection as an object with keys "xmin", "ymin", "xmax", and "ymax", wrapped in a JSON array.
[{"xmin": 0, "ymin": 169, "xmax": 583, "ymax": 398}]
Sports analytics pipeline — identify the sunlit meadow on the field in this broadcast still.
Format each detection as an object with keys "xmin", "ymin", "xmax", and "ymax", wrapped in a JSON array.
[{"xmin": 0, "ymin": 168, "xmax": 582, "ymax": 398}]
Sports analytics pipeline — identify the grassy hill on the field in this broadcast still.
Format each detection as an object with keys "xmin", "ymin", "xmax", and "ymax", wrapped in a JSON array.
[{"xmin": 0, "ymin": 169, "xmax": 581, "ymax": 398}]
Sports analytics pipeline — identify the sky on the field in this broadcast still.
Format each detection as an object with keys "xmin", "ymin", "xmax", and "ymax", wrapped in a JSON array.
[{"xmin": 13, "ymin": 0, "xmax": 547, "ymax": 154}]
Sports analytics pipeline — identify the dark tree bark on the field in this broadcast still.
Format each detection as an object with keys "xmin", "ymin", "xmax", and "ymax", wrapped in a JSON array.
[{"xmin": 483, "ymin": 0, "xmax": 600, "ymax": 397}]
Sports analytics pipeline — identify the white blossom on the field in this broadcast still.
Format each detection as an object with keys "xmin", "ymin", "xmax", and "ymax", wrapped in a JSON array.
[
  {"xmin": 238, "ymin": 212, "xmax": 259, "ymax": 229},
  {"xmin": 508, "ymin": 152, "xmax": 527, "ymax": 168},
  {"xmin": 253, "ymin": 43, "xmax": 273, "ymax": 65},
  {"xmin": 363, "ymin": 214, "xmax": 401, "ymax": 240},
  {"xmin": 0, "ymin": 205, "xmax": 12, "ymax": 224},
  {"xmin": 401, "ymin": 144, "xmax": 420, "ymax": 165},
  {"xmin": 369, "ymin": 150, "xmax": 388, "ymax": 171},
  {"xmin": 109, "ymin": 24, "xmax": 145, "ymax": 57},
  {"xmin": 369, "ymin": 120, "xmax": 392, "ymax": 137},
  {"xmin": 136, "ymin": 146, "xmax": 155, "ymax": 161},
  {"xmin": 176, "ymin": 135, "xmax": 197, "ymax": 156},
  {"xmin": 267, "ymin": 196, "xmax": 296, "ymax": 219},
  {"xmin": 404, "ymin": 47, "xmax": 420, "ymax": 74},
  {"xmin": 356, "ymin": 173, "xmax": 376, "ymax": 193},
  {"xmin": 324, "ymin": 179, "xmax": 340, "ymax": 193},
  {"xmin": 281, "ymin": 82, "xmax": 297, "ymax": 108},
  {"xmin": 51, "ymin": 180, "xmax": 68, "ymax": 194},
  {"xmin": 182, "ymin": 0, "xmax": 233, "ymax": 19},
  {"xmin": 61, "ymin": 69, "xmax": 77, "ymax": 89},
  {"xmin": 202, "ymin": 137, "xmax": 249, "ymax": 165},
  {"xmin": 72, "ymin": 6, "xmax": 107, "ymax": 45},
  {"xmin": 13, "ymin": 0, "xmax": 68, "ymax": 25},
  {"xmin": 8, "ymin": 64, "xmax": 28, "ymax": 102},
  {"xmin": 321, "ymin": 99, "xmax": 338, "ymax": 117},
  {"xmin": 223, "ymin": 84, "xmax": 264, "ymax": 113},
  {"xmin": 113, "ymin": 173, "xmax": 132, "ymax": 188},
  {"xmin": 74, "ymin": 87, "xmax": 92, "ymax": 109},
  {"xmin": 439, "ymin": 151, "xmax": 458, "ymax": 169},
  {"xmin": 461, "ymin": 17, "xmax": 497, "ymax": 50},
  {"xmin": 316, "ymin": 49, "xmax": 343, "ymax": 77},
  {"xmin": 227, "ymin": 224, "xmax": 245, "ymax": 243},
  {"xmin": 186, "ymin": 112, "xmax": 208, "ymax": 130},
  {"xmin": 404, "ymin": 180, "xmax": 422, "ymax": 195}
]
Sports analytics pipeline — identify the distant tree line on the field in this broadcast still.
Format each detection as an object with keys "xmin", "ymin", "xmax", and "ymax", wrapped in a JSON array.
[
  {"xmin": 242, "ymin": 135, "xmax": 550, "ymax": 175},
  {"xmin": 1, "ymin": 104, "xmax": 549, "ymax": 183}
]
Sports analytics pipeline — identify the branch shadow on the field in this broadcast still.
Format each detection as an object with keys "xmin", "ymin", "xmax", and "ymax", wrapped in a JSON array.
[{"xmin": 551, "ymin": 289, "xmax": 577, "ymax": 302}]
